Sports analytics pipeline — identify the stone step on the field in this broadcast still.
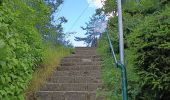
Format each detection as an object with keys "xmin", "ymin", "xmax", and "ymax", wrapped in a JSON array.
[
  {"xmin": 75, "ymin": 47, "xmax": 96, "ymax": 50},
  {"xmin": 61, "ymin": 58, "xmax": 101, "ymax": 62},
  {"xmin": 73, "ymin": 54, "xmax": 99, "ymax": 57},
  {"xmin": 57, "ymin": 65, "xmax": 101, "ymax": 71},
  {"xmin": 48, "ymin": 76, "xmax": 101, "ymax": 83},
  {"xmin": 75, "ymin": 49, "xmax": 96, "ymax": 52},
  {"xmin": 64, "ymin": 55, "xmax": 101, "ymax": 59},
  {"xmin": 74, "ymin": 51, "xmax": 97, "ymax": 55},
  {"xmin": 40, "ymin": 83, "xmax": 102, "ymax": 91},
  {"xmin": 70, "ymin": 54, "xmax": 100, "ymax": 58},
  {"xmin": 52, "ymin": 70, "xmax": 101, "ymax": 77},
  {"xmin": 36, "ymin": 91, "xmax": 104, "ymax": 100},
  {"xmin": 36, "ymin": 47, "xmax": 105, "ymax": 99},
  {"xmin": 61, "ymin": 61, "xmax": 101, "ymax": 66}
]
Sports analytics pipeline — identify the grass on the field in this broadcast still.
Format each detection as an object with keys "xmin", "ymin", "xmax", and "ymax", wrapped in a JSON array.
[
  {"xmin": 96, "ymin": 34, "xmax": 139, "ymax": 100},
  {"xmin": 25, "ymin": 44, "xmax": 73, "ymax": 100}
]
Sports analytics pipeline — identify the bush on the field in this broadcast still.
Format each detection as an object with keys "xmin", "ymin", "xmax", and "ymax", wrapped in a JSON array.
[
  {"xmin": 97, "ymin": 31, "xmax": 139, "ymax": 100},
  {"xmin": 0, "ymin": 0, "xmax": 50, "ymax": 99},
  {"xmin": 99, "ymin": 0, "xmax": 170, "ymax": 99},
  {"xmin": 129, "ymin": 6, "xmax": 170, "ymax": 99}
]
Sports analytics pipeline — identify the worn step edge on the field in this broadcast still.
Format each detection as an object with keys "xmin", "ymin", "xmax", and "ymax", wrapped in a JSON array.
[
  {"xmin": 60, "ymin": 62, "xmax": 101, "ymax": 66},
  {"xmin": 65, "ymin": 55, "xmax": 100, "ymax": 58},
  {"xmin": 40, "ymin": 83, "xmax": 102, "ymax": 91},
  {"xmin": 57, "ymin": 66, "xmax": 101, "ymax": 71},
  {"xmin": 47, "ymin": 76, "xmax": 101, "ymax": 83},
  {"xmin": 52, "ymin": 70, "xmax": 101, "ymax": 77},
  {"xmin": 75, "ymin": 47, "xmax": 96, "ymax": 50},
  {"xmin": 36, "ymin": 91, "xmax": 105, "ymax": 100},
  {"xmin": 61, "ymin": 58, "xmax": 101, "ymax": 62},
  {"xmin": 68, "ymin": 55, "xmax": 100, "ymax": 57},
  {"xmin": 37, "ymin": 91, "xmax": 97, "ymax": 93}
]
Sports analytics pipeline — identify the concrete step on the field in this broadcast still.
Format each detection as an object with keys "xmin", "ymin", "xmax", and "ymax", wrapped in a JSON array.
[
  {"xmin": 60, "ymin": 61, "xmax": 101, "ymax": 66},
  {"xmin": 57, "ymin": 65, "xmax": 101, "ymax": 71},
  {"xmin": 73, "ymin": 54, "xmax": 99, "ymax": 57},
  {"xmin": 52, "ymin": 70, "xmax": 101, "ymax": 77},
  {"xmin": 36, "ymin": 91, "xmax": 105, "ymax": 100},
  {"xmin": 74, "ymin": 51, "xmax": 97, "ymax": 55},
  {"xmin": 61, "ymin": 58, "xmax": 101, "ymax": 63},
  {"xmin": 75, "ymin": 47, "xmax": 96, "ymax": 50},
  {"xmin": 75, "ymin": 49, "xmax": 96, "ymax": 52},
  {"xmin": 40, "ymin": 83, "xmax": 102, "ymax": 91},
  {"xmin": 36, "ymin": 47, "xmax": 104, "ymax": 100},
  {"xmin": 48, "ymin": 76, "xmax": 101, "ymax": 83},
  {"xmin": 69, "ymin": 55, "xmax": 100, "ymax": 58}
]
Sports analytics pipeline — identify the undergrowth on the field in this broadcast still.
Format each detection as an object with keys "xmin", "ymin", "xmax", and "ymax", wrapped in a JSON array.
[
  {"xmin": 0, "ymin": 1, "xmax": 71, "ymax": 99},
  {"xmin": 97, "ymin": 33, "xmax": 139, "ymax": 100},
  {"xmin": 97, "ymin": 0, "xmax": 170, "ymax": 99},
  {"xmin": 25, "ymin": 43, "xmax": 72, "ymax": 100}
]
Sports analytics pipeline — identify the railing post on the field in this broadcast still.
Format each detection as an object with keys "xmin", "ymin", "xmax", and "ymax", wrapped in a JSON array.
[{"xmin": 117, "ymin": 0, "xmax": 125, "ymax": 65}]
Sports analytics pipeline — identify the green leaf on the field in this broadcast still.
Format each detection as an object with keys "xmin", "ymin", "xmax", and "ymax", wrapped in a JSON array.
[
  {"xmin": 0, "ymin": 39, "xmax": 5, "ymax": 48},
  {"xmin": 0, "ymin": 90, "xmax": 6, "ymax": 95},
  {"xmin": 0, "ymin": 76, "xmax": 5, "ymax": 84},
  {"xmin": 18, "ymin": 94, "xmax": 24, "ymax": 100}
]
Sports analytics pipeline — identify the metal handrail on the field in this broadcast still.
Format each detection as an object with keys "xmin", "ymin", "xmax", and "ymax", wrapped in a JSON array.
[
  {"xmin": 105, "ymin": 29, "xmax": 128, "ymax": 100},
  {"xmin": 105, "ymin": 29, "xmax": 118, "ymax": 65}
]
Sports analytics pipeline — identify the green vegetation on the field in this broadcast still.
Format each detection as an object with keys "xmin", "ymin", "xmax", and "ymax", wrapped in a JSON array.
[
  {"xmin": 97, "ymin": 0, "xmax": 170, "ymax": 99},
  {"xmin": 1, "ymin": 0, "xmax": 169, "ymax": 99},
  {"xmin": 25, "ymin": 44, "xmax": 71, "ymax": 100},
  {"xmin": 97, "ymin": 33, "xmax": 139, "ymax": 100},
  {"xmin": 0, "ymin": 0, "xmax": 71, "ymax": 100}
]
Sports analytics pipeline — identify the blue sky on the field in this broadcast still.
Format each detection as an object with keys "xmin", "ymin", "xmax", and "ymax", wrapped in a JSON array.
[{"xmin": 54, "ymin": 0, "xmax": 100, "ymax": 47}]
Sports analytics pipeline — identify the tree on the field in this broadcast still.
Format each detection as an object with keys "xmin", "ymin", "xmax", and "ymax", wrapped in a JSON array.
[
  {"xmin": 0, "ymin": 0, "xmax": 68, "ymax": 99},
  {"xmin": 98, "ymin": 0, "xmax": 170, "ymax": 99},
  {"xmin": 128, "ymin": 3, "xmax": 170, "ymax": 99},
  {"xmin": 75, "ymin": 14, "xmax": 106, "ymax": 47}
]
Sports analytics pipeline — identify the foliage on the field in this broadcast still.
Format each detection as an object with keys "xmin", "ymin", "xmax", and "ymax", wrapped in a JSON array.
[
  {"xmin": 97, "ymin": 0, "xmax": 170, "ymax": 99},
  {"xmin": 128, "ymin": 5, "xmax": 170, "ymax": 99},
  {"xmin": 102, "ymin": 0, "xmax": 116, "ymax": 14},
  {"xmin": 0, "ymin": 1, "xmax": 43, "ymax": 99},
  {"xmin": 36, "ymin": 0, "xmax": 71, "ymax": 46},
  {"xmin": 97, "ymin": 34, "xmax": 122, "ymax": 100},
  {"xmin": 75, "ymin": 15, "xmax": 99, "ymax": 47},
  {"xmin": 0, "ymin": 0, "xmax": 69, "ymax": 99},
  {"xmin": 97, "ymin": 27, "xmax": 139, "ymax": 100},
  {"xmin": 25, "ymin": 44, "xmax": 72, "ymax": 100}
]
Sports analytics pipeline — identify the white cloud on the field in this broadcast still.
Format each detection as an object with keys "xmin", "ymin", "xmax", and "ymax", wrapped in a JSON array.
[{"xmin": 87, "ymin": 0, "xmax": 106, "ymax": 8}]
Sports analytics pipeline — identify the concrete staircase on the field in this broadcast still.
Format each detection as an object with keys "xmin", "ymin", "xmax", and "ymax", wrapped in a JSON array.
[{"xmin": 36, "ymin": 47, "xmax": 104, "ymax": 100}]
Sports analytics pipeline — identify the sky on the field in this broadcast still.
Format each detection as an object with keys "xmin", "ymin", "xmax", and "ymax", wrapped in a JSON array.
[{"xmin": 54, "ymin": 0, "xmax": 104, "ymax": 47}]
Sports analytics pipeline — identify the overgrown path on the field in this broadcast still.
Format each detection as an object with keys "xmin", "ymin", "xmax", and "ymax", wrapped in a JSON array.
[{"xmin": 36, "ymin": 47, "xmax": 104, "ymax": 100}]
